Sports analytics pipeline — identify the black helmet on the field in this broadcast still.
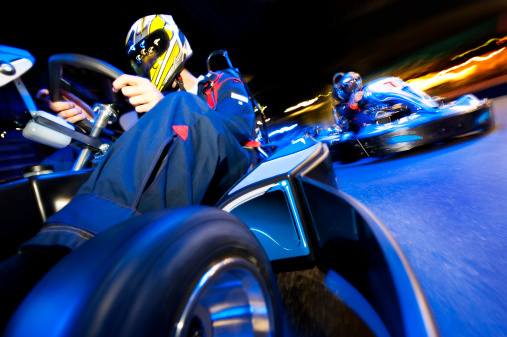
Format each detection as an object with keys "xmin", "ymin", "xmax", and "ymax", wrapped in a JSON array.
[{"xmin": 125, "ymin": 15, "xmax": 193, "ymax": 92}]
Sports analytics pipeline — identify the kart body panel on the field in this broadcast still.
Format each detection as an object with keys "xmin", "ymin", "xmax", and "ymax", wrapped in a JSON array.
[{"xmin": 362, "ymin": 76, "xmax": 439, "ymax": 110}]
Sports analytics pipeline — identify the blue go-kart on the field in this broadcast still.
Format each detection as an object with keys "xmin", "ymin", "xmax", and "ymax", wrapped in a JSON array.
[{"xmin": 1, "ymin": 45, "xmax": 439, "ymax": 337}]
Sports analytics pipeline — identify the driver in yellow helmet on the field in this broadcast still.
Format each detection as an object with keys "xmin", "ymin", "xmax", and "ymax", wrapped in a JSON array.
[
  {"xmin": 36, "ymin": 15, "xmax": 192, "ymax": 128},
  {"xmin": 0, "ymin": 14, "xmax": 257, "ymax": 330}
]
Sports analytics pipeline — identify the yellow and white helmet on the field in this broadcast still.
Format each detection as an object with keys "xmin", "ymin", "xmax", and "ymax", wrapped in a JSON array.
[{"xmin": 126, "ymin": 14, "xmax": 193, "ymax": 91}]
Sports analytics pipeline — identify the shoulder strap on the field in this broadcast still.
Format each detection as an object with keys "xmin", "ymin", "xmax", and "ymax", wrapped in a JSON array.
[
  {"xmin": 202, "ymin": 71, "xmax": 222, "ymax": 110},
  {"xmin": 201, "ymin": 70, "xmax": 243, "ymax": 110}
]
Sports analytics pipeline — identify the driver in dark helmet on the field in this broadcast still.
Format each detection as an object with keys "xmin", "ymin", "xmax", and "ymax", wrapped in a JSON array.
[
  {"xmin": 0, "ymin": 14, "xmax": 256, "ymax": 330},
  {"xmin": 331, "ymin": 71, "xmax": 368, "ymax": 133}
]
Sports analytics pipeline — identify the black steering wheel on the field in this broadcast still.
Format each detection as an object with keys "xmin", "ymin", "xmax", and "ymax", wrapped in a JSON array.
[{"xmin": 48, "ymin": 53, "xmax": 131, "ymax": 135}]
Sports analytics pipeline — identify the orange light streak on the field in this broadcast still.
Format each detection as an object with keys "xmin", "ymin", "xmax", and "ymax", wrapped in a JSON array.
[
  {"xmin": 284, "ymin": 97, "xmax": 319, "ymax": 113},
  {"xmin": 408, "ymin": 66, "xmax": 476, "ymax": 90},
  {"xmin": 284, "ymin": 92, "xmax": 331, "ymax": 113},
  {"xmin": 407, "ymin": 47, "xmax": 505, "ymax": 90}
]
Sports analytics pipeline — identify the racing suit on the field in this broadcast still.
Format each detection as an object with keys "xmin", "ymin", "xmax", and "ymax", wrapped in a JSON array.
[
  {"xmin": 22, "ymin": 68, "xmax": 256, "ymax": 250},
  {"xmin": 0, "ymin": 68, "xmax": 256, "ymax": 332}
]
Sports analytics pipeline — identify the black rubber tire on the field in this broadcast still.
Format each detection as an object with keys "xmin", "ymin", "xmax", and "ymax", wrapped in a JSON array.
[{"xmin": 6, "ymin": 206, "xmax": 282, "ymax": 337}]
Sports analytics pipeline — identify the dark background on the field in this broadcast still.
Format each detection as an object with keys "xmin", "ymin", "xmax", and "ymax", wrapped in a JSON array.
[
  {"xmin": 2, "ymin": 0, "xmax": 506, "ymax": 115},
  {"xmin": 1, "ymin": 0, "xmax": 507, "ymax": 181}
]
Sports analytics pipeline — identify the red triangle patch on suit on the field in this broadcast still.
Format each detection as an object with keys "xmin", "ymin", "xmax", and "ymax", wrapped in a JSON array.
[{"xmin": 172, "ymin": 125, "xmax": 189, "ymax": 141}]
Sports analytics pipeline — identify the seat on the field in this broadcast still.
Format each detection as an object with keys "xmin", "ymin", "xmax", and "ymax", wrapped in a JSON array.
[{"xmin": 0, "ymin": 169, "xmax": 92, "ymax": 260}]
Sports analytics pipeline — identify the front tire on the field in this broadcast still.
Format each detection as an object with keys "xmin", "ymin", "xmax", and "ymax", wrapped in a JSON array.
[{"xmin": 6, "ymin": 207, "xmax": 282, "ymax": 337}]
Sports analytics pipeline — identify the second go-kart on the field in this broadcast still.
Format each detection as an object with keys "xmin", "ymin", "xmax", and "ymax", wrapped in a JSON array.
[
  {"xmin": 1, "ymin": 45, "xmax": 439, "ymax": 337},
  {"xmin": 304, "ymin": 76, "xmax": 494, "ymax": 162}
]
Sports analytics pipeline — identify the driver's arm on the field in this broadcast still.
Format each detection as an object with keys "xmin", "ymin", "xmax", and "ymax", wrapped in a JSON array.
[
  {"xmin": 36, "ymin": 88, "xmax": 95, "ymax": 124},
  {"xmin": 39, "ymin": 74, "xmax": 165, "ymax": 128},
  {"xmin": 112, "ymin": 74, "xmax": 164, "ymax": 113},
  {"xmin": 347, "ymin": 90, "xmax": 363, "ymax": 110}
]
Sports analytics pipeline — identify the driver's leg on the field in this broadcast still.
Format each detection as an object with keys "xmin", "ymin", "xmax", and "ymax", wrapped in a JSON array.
[{"xmin": 22, "ymin": 91, "xmax": 249, "ymax": 250}]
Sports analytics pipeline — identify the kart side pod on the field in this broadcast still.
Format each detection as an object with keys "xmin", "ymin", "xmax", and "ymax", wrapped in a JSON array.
[{"xmin": 217, "ymin": 138, "xmax": 439, "ymax": 337}]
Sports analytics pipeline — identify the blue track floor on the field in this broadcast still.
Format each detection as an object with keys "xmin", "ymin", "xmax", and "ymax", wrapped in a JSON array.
[{"xmin": 334, "ymin": 95, "xmax": 507, "ymax": 336}]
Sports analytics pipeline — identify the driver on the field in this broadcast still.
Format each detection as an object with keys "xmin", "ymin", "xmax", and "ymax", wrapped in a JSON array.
[
  {"xmin": 0, "ymin": 14, "xmax": 256, "ymax": 330},
  {"xmin": 331, "ymin": 71, "xmax": 368, "ymax": 133}
]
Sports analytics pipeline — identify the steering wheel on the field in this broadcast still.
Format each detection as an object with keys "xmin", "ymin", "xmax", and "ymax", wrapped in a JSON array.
[{"xmin": 48, "ymin": 53, "xmax": 131, "ymax": 134}]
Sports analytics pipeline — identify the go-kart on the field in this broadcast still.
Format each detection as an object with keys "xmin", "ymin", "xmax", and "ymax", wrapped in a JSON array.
[
  {"xmin": 1, "ymin": 45, "xmax": 439, "ymax": 337},
  {"xmin": 303, "ymin": 76, "xmax": 494, "ymax": 162}
]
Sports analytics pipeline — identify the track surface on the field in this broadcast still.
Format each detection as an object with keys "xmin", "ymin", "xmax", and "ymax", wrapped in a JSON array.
[{"xmin": 333, "ymin": 95, "xmax": 507, "ymax": 336}]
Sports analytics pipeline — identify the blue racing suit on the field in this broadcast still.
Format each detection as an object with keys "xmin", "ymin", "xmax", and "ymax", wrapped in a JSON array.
[{"xmin": 22, "ymin": 68, "xmax": 255, "ymax": 251}]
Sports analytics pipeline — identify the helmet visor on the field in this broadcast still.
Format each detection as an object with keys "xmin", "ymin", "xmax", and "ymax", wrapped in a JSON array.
[
  {"xmin": 342, "ymin": 78, "xmax": 358, "ymax": 93},
  {"xmin": 127, "ymin": 29, "xmax": 170, "ymax": 79}
]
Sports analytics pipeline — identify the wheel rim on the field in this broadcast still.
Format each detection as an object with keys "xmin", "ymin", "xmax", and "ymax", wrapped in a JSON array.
[{"xmin": 175, "ymin": 257, "xmax": 275, "ymax": 337}]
